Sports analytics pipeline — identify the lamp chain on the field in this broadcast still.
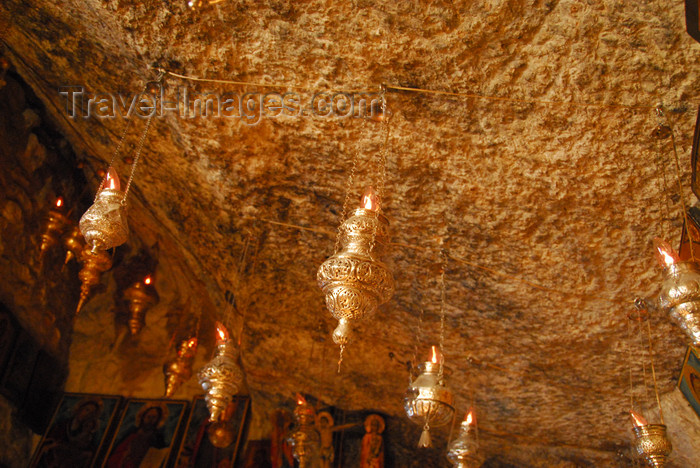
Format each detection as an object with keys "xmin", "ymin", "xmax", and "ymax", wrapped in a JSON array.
[
  {"xmin": 637, "ymin": 310, "xmax": 650, "ymax": 407},
  {"xmin": 658, "ymin": 105, "xmax": 695, "ymax": 260},
  {"xmin": 645, "ymin": 319, "xmax": 665, "ymax": 424},
  {"xmin": 627, "ymin": 311, "xmax": 634, "ymax": 412},
  {"xmin": 368, "ymin": 90, "xmax": 391, "ymax": 255},
  {"xmin": 121, "ymin": 71, "xmax": 165, "ymax": 204},
  {"xmin": 334, "ymin": 124, "xmax": 363, "ymax": 254},
  {"xmin": 439, "ymin": 248, "xmax": 447, "ymax": 379}
]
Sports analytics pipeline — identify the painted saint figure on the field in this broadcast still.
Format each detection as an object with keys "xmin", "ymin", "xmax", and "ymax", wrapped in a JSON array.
[
  {"xmin": 107, "ymin": 402, "xmax": 169, "ymax": 468},
  {"xmin": 360, "ymin": 414, "xmax": 385, "ymax": 468},
  {"xmin": 315, "ymin": 411, "xmax": 358, "ymax": 468},
  {"xmin": 33, "ymin": 397, "xmax": 104, "ymax": 468}
]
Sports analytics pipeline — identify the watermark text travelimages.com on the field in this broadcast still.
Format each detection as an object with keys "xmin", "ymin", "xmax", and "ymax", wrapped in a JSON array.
[{"xmin": 58, "ymin": 85, "xmax": 384, "ymax": 124}]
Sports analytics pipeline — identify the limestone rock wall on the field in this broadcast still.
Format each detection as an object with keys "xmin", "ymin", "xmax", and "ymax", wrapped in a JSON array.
[
  {"xmin": 3, "ymin": 0, "xmax": 700, "ymax": 466},
  {"xmin": 0, "ymin": 71, "xmax": 87, "ymax": 466}
]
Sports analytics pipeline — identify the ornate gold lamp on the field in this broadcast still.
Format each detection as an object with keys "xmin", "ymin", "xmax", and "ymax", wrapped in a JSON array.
[
  {"xmin": 62, "ymin": 224, "xmax": 86, "ymax": 265},
  {"xmin": 654, "ymin": 238, "xmax": 700, "ymax": 345},
  {"xmin": 198, "ymin": 322, "xmax": 244, "ymax": 423},
  {"xmin": 630, "ymin": 410, "xmax": 672, "ymax": 468},
  {"xmin": 163, "ymin": 337, "xmax": 198, "ymax": 398},
  {"xmin": 123, "ymin": 275, "xmax": 158, "ymax": 335},
  {"xmin": 404, "ymin": 346, "xmax": 455, "ymax": 448},
  {"xmin": 76, "ymin": 245, "xmax": 112, "ymax": 313},
  {"xmin": 287, "ymin": 394, "xmax": 320, "ymax": 468},
  {"xmin": 317, "ymin": 187, "xmax": 395, "ymax": 363},
  {"xmin": 626, "ymin": 300, "xmax": 673, "ymax": 467},
  {"xmin": 39, "ymin": 197, "xmax": 70, "ymax": 260},
  {"xmin": 79, "ymin": 167, "xmax": 129, "ymax": 252},
  {"xmin": 447, "ymin": 409, "xmax": 480, "ymax": 468}
]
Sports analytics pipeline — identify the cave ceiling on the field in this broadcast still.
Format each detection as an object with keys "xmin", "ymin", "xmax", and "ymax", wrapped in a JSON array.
[{"xmin": 2, "ymin": 0, "xmax": 700, "ymax": 466}]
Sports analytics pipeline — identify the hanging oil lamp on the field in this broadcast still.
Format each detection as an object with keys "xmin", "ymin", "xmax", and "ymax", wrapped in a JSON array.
[
  {"xmin": 76, "ymin": 244, "xmax": 112, "ymax": 313},
  {"xmin": 163, "ymin": 336, "xmax": 198, "ymax": 398},
  {"xmin": 79, "ymin": 167, "xmax": 128, "ymax": 252},
  {"xmin": 630, "ymin": 410, "xmax": 672, "ymax": 467},
  {"xmin": 198, "ymin": 322, "xmax": 244, "ymax": 423},
  {"xmin": 404, "ymin": 346, "xmax": 455, "ymax": 448},
  {"xmin": 62, "ymin": 224, "xmax": 86, "ymax": 265},
  {"xmin": 654, "ymin": 238, "xmax": 700, "ymax": 345},
  {"xmin": 123, "ymin": 275, "xmax": 158, "ymax": 335},
  {"xmin": 286, "ymin": 394, "xmax": 320, "ymax": 468},
  {"xmin": 626, "ymin": 298, "xmax": 673, "ymax": 467},
  {"xmin": 447, "ymin": 409, "xmax": 480, "ymax": 468},
  {"xmin": 317, "ymin": 187, "xmax": 395, "ymax": 358},
  {"xmin": 39, "ymin": 197, "xmax": 70, "ymax": 261}
]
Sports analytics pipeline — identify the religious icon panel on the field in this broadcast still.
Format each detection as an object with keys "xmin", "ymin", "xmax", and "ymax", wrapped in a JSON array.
[
  {"xmin": 29, "ymin": 393, "xmax": 122, "ymax": 468},
  {"xmin": 101, "ymin": 398, "xmax": 188, "ymax": 468},
  {"xmin": 678, "ymin": 345, "xmax": 700, "ymax": 419}
]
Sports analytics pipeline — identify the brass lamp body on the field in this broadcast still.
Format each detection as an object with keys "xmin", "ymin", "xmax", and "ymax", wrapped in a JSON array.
[
  {"xmin": 198, "ymin": 340, "xmax": 243, "ymax": 423},
  {"xmin": 63, "ymin": 224, "xmax": 86, "ymax": 264},
  {"xmin": 76, "ymin": 245, "xmax": 112, "ymax": 313},
  {"xmin": 40, "ymin": 209, "xmax": 70, "ymax": 259},
  {"xmin": 658, "ymin": 261, "xmax": 700, "ymax": 345},
  {"xmin": 404, "ymin": 361, "xmax": 455, "ymax": 448},
  {"xmin": 447, "ymin": 421, "xmax": 480, "ymax": 468},
  {"xmin": 317, "ymin": 208, "xmax": 394, "ymax": 346},
  {"xmin": 123, "ymin": 281, "xmax": 158, "ymax": 336},
  {"xmin": 632, "ymin": 424, "xmax": 672, "ymax": 467},
  {"xmin": 163, "ymin": 339, "xmax": 198, "ymax": 398},
  {"xmin": 79, "ymin": 188, "xmax": 128, "ymax": 251},
  {"xmin": 287, "ymin": 401, "xmax": 320, "ymax": 468}
]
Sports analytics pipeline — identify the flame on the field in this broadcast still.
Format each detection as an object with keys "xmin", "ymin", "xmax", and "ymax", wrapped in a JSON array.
[
  {"xmin": 144, "ymin": 276, "xmax": 152, "ymax": 285},
  {"xmin": 630, "ymin": 410, "xmax": 648, "ymax": 427},
  {"xmin": 186, "ymin": 337, "xmax": 198, "ymax": 348},
  {"xmin": 296, "ymin": 393, "xmax": 307, "ymax": 405},
  {"xmin": 653, "ymin": 237, "xmax": 679, "ymax": 267},
  {"xmin": 55, "ymin": 197, "xmax": 63, "ymax": 208},
  {"xmin": 101, "ymin": 167, "xmax": 121, "ymax": 192},
  {"xmin": 659, "ymin": 249, "xmax": 675, "ymax": 266},
  {"xmin": 431, "ymin": 345, "xmax": 439, "ymax": 364},
  {"xmin": 215, "ymin": 321, "xmax": 230, "ymax": 343},
  {"xmin": 361, "ymin": 186, "xmax": 379, "ymax": 211},
  {"xmin": 464, "ymin": 409, "xmax": 475, "ymax": 425}
]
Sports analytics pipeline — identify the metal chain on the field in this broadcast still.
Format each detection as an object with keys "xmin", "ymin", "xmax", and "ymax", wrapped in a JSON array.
[
  {"xmin": 121, "ymin": 72, "xmax": 165, "ymax": 204},
  {"xmin": 438, "ymin": 248, "xmax": 447, "ymax": 379},
  {"xmin": 627, "ymin": 312, "xmax": 634, "ymax": 412},
  {"xmin": 645, "ymin": 319, "xmax": 665, "ymax": 424},
  {"xmin": 368, "ymin": 89, "xmax": 391, "ymax": 255},
  {"xmin": 411, "ymin": 307, "xmax": 424, "ymax": 383},
  {"xmin": 670, "ymin": 129, "xmax": 695, "ymax": 261},
  {"xmin": 334, "ymin": 130, "xmax": 362, "ymax": 254},
  {"xmin": 637, "ymin": 311, "xmax": 650, "ymax": 408}
]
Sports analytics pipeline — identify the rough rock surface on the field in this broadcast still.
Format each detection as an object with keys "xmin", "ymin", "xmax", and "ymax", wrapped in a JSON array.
[{"xmin": 2, "ymin": 0, "xmax": 700, "ymax": 466}]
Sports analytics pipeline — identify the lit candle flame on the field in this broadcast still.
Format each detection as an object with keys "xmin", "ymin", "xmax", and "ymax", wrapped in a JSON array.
[
  {"xmin": 100, "ymin": 167, "xmax": 121, "ymax": 192},
  {"xmin": 144, "ymin": 276, "xmax": 152, "ymax": 285},
  {"xmin": 215, "ymin": 321, "xmax": 230, "ymax": 343},
  {"xmin": 296, "ymin": 393, "xmax": 307, "ymax": 405},
  {"xmin": 360, "ymin": 186, "xmax": 380, "ymax": 211},
  {"xmin": 55, "ymin": 197, "xmax": 63, "ymax": 208},
  {"xmin": 431, "ymin": 345, "xmax": 439, "ymax": 364},
  {"xmin": 630, "ymin": 410, "xmax": 648, "ymax": 427},
  {"xmin": 464, "ymin": 409, "xmax": 475, "ymax": 425},
  {"xmin": 653, "ymin": 237, "xmax": 679, "ymax": 267}
]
